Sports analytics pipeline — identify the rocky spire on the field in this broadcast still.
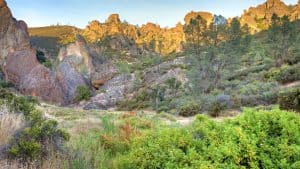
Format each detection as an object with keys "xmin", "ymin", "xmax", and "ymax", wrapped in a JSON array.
[{"xmin": 106, "ymin": 14, "xmax": 121, "ymax": 24}]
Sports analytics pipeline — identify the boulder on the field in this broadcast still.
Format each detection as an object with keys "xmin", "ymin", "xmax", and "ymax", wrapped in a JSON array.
[
  {"xmin": 19, "ymin": 65, "xmax": 65, "ymax": 104},
  {"xmin": 91, "ymin": 62, "xmax": 118, "ymax": 88},
  {"xmin": 3, "ymin": 49, "xmax": 39, "ymax": 84},
  {"xmin": 84, "ymin": 74, "xmax": 135, "ymax": 110},
  {"xmin": 56, "ymin": 59, "xmax": 88, "ymax": 104}
]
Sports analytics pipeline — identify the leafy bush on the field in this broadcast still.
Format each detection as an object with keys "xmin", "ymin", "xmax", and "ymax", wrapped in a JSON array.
[
  {"xmin": 178, "ymin": 101, "xmax": 200, "ymax": 117},
  {"xmin": 116, "ymin": 108, "xmax": 300, "ymax": 169},
  {"xmin": 75, "ymin": 86, "xmax": 91, "ymax": 102},
  {"xmin": 117, "ymin": 90, "xmax": 152, "ymax": 111},
  {"xmin": 0, "ymin": 80, "xmax": 14, "ymax": 88},
  {"xmin": 266, "ymin": 65, "xmax": 300, "ymax": 84},
  {"xmin": 278, "ymin": 87, "xmax": 300, "ymax": 112},
  {"xmin": 207, "ymin": 95, "xmax": 231, "ymax": 117},
  {"xmin": 0, "ymin": 89, "xmax": 69, "ymax": 162},
  {"xmin": 36, "ymin": 50, "xmax": 53, "ymax": 68}
]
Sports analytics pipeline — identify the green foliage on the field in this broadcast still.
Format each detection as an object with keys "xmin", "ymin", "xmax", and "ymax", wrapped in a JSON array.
[
  {"xmin": 207, "ymin": 95, "xmax": 231, "ymax": 117},
  {"xmin": 36, "ymin": 50, "xmax": 53, "ymax": 68},
  {"xmin": 75, "ymin": 86, "xmax": 91, "ymax": 102},
  {"xmin": 0, "ymin": 80, "xmax": 14, "ymax": 88},
  {"xmin": 116, "ymin": 61, "xmax": 132, "ymax": 74},
  {"xmin": 278, "ymin": 87, "xmax": 300, "ymax": 112},
  {"xmin": 0, "ymin": 88, "xmax": 37, "ymax": 116},
  {"xmin": 178, "ymin": 101, "xmax": 200, "ymax": 117},
  {"xmin": 116, "ymin": 108, "xmax": 300, "ymax": 169},
  {"xmin": 68, "ymin": 113, "xmax": 156, "ymax": 169},
  {"xmin": 117, "ymin": 90, "xmax": 152, "ymax": 111},
  {"xmin": 0, "ymin": 89, "xmax": 69, "ymax": 162},
  {"xmin": 266, "ymin": 64, "xmax": 300, "ymax": 84}
]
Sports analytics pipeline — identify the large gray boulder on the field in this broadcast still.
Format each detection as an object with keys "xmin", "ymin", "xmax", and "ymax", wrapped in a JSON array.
[{"xmin": 84, "ymin": 74, "xmax": 135, "ymax": 110}]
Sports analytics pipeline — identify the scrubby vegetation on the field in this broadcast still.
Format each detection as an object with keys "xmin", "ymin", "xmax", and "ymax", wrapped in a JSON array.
[
  {"xmin": 75, "ymin": 86, "xmax": 91, "ymax": 102},
  {"xmin": 0, "ymin": 88, "xmax": 69, "ymax": 167},
  {"xmin": 279, "ymin": 87, "xmax": 300, "ymax": 112},
  {"xmin": 116, "ymin": 108, "xmax": 300, "ymax": 169}
]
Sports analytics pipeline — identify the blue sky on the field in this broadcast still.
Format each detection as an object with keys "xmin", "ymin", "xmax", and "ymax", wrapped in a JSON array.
[{"xmin": 6, "ymin": 0, "xmax": 298, "ymax": 28}]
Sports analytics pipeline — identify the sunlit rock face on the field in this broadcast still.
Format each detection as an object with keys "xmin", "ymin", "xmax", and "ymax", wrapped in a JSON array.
[
  {"xmin": 240, "ymin": 0, "xmax": 299, "ymax": 32},
  {"xmin": 184, "ymin": 11, "xmax": 214, "ymax": 25}
]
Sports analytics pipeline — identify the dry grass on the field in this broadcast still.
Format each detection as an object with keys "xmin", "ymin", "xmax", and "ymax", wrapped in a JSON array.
[
  {"xmin": 0, "ymin": 152, "xmax": 68, "ymax": 169},
  {"xmin": 0, "ymin": 105, "xmax": 25, "ymax": 146}
]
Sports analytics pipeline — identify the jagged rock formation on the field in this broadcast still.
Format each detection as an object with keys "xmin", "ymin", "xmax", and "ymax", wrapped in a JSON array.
[
  {"xmin": 58, "ymin": 35, "xmax": 118, "ymax": 89},
  {"xmin": 184, "ymin": 11, "xmax": 214, "ymax": 25},
  {"xmin": 0, "ymin": 0, "xmax": 30, "ymax": 62},
  {"xmin": 82, "ymin": 14, "xmax": 185, "ymax": 55},
  {"xmin": 0, "ymin": 1, "xmax": 88, "ymax": 105},
  {"xmin": 240, "ymin": 0, "xmax": 299, "ymax": 32}
]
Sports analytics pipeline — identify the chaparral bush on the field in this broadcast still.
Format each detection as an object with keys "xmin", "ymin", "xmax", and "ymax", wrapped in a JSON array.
[{"xmin": 116, "ymin": 108, "xmax": 300, "ymax": 169}]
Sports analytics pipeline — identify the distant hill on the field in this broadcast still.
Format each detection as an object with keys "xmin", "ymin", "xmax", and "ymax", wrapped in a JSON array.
[{"xmin": 29, "ymin": 26, "xmax": 80, "ymax": 56}]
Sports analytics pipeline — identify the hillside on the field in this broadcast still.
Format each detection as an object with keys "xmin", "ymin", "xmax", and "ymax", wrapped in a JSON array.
[
  {"xmin": 0, "ymin": 0, "xmax": 300, "ymax": 168},
  {"xmin": 29, "ymin": 26, "xmax": 80, "ymax": 56}
]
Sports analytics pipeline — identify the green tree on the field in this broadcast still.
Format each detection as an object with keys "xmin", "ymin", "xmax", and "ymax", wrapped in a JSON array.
[
  {"xmin": 184, "ymin": 15, "xmax": 208, "ymax": 56},
  {"xmin": 268, "ymin": 15, "xmax": 297, "ymax": 66}
]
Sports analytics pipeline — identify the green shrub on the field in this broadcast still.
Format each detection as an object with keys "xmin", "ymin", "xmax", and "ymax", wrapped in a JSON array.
[
  {"xmin": 266, "ymin": 65, "xmax": 300, "ymax": 84},
  {"xmin": 276, "ymin": 65, "xmax": 300, "ymax": 84},
  {"xmin": 75, "ymin": 86, "xmax": 91, "ymax": 102},
  {"xmin": 117, "ymin": 90, "xmax": 152, "ymax": 111},
  {"xmin": 207, "ymin": 95, "xmax": 231, "ymax": 117},
  {"xmin": 0, "ymin": 88, "xmax": 37, "ymax": 115},
  {"xmin": 116, "ymin": 108, "xmax": 300, "ymax": 169},
  {"xmin": 278, "ymin": 87, "xmax": 300, "ymax": 112},
  {"xmin": 0, "ymin": 89, "xmax": 69, "ymax": 162},
  {"xmin": 0, "ymin": 80, "xmax": 14, "ymax": 88},
  {"xmin": 178, "ymin": 101, "xmax": 200, "ymax": 117}
]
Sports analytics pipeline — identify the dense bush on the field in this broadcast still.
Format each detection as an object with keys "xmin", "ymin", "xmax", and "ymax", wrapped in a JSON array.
[
  {"xmin": 75, "ymin": 86, "xmax": 91, "ymax": 102},
  {"xmin": 0, "ymin": 80, "xmax": 14, "ymax": 88},
  {"xmin": 278, "ymin": 87, "xmax": 300, "ymax": 112},
  {"xmin": 207, "ymin": 95, "xmax": 231, "ymax": 117},
  {"xmin": 116, "ymin": 108, "xmax": 300, "ymax": 169},
  {"xmin": 265, "ymin": 65, "xmax": 300, "ymax": 84},
  {"xmin": 0, "ymin": 89, "xmax": 69, "ymax": 162},
  {"xmin": 178, "ymin": 101, "xmax": 200, "ymax": 117},
  {"xmin": 117, "ymin": 90, "xmax": 152, "ymax": 111}
]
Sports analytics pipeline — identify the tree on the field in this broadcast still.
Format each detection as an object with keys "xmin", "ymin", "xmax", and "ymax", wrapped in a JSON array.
[
  {"xmin": 268, "ymin": 14, "xmax": 297, "ymax": 66},
  {"xmin": 228, "ymin": 18, "xmax": 242, "ymax": 47},
  {"xmin": 184, "ymin": 15, "xmax": 208, "ymax": 56}
]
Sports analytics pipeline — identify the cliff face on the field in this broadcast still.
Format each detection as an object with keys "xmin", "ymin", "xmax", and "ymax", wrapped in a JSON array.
[
  {"xmin": 82, "ymin": 14, "xmax": 185, "ymax": 55},
  {"xmin": 0, "ymin": 0, "xmax": 30, "ymax": 61},
  {"xmin": 240, "ymin": 0, "xmax": 299, "ymax": 32},
  {"xmin": 0, "ymin": 0, "xmax": 89, "ymax": 105}
]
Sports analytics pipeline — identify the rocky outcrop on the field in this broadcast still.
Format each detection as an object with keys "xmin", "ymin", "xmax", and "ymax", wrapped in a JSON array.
[
  {"xmin": 58, "ymin": 35, "xmax": 93, "ymax": 75},
  {"xmin": 82, "ymin": 14, "xmax": 185, "ymax": 55},
  {"xmin": 58, "ymin": 35, "xmax": 118, "ymax": 89},
  {"xmin": 91, "ymin": 62, "xmax": 118, "ymax": 88},
  {"xmin": 19, "ymin": 65, "xmax": 65, "ymax": 104},
  {"xmin": 0, "ymin": 1, "xmax": 90, "ymax": 105},
  {"xmin": 184, "ymin": 11, "xmax": 214, "ymax": 25},
  {"xmin": 84, "ymin": 74, "xmax": 135, "ymax": 110},
  {"xmin": 142, "ymin": 57, "xmax": 187, "ymax": 87},
  {"xmin": 0, "ymin": 0, "xmax": 30, "ymax": 62},
  {"xmin": 240, "ymin": 0, "xmax": 299, "ymax": 32}
]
